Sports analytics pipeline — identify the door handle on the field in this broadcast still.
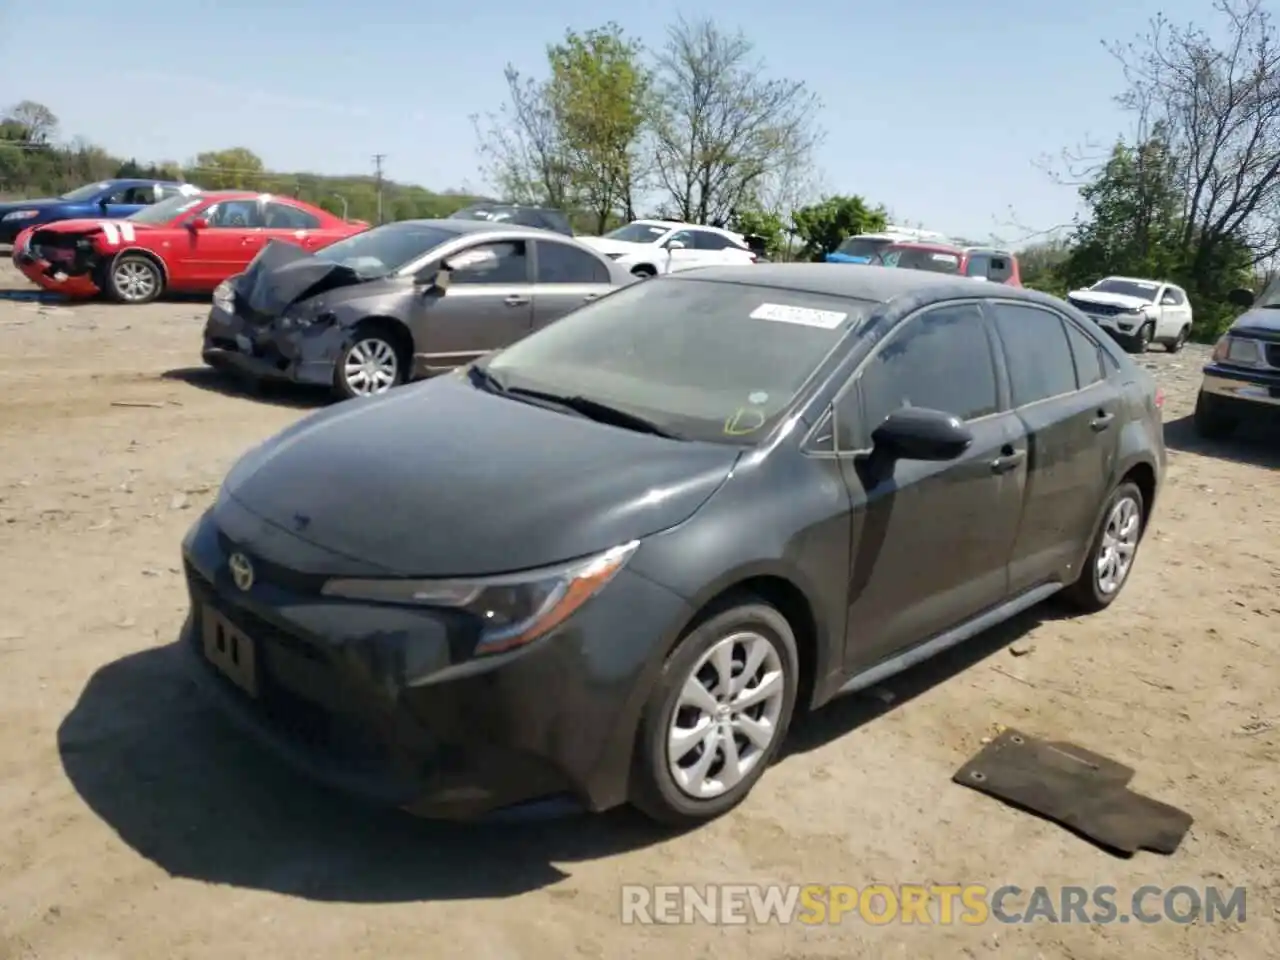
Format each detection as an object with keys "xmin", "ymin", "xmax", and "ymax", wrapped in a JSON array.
[
  {"xmin": 1090, "ymin": 411, "xmax": 1115, "ymax": 431},
  {"xmin": 990, "ymin": 447, "xmax": 1025, "ymax": 474},
  {"xmin": 503, "ymin": 294, "xmax": 530, "ymax": 306}
]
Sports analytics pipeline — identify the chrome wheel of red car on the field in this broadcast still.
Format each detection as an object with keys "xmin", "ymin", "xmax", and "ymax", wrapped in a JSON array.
[{"xmin": 108, "ymin": 255, "xmax": 163, "ymax": 304}]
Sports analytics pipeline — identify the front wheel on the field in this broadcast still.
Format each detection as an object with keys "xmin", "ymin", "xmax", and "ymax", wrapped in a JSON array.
[
  {"xmin": 1063, "ymin": 481, "xmax": 1145, "ymax": 613},
  {"xmin": 1127, "ymin": 322, "xmax": 1153, "ymax": 353},
  {"xmin": 1193, "ymin": 390, "xmax": 1239, "ymax": 440},
  {"xmin": 332, "ymin": 327, "xmax": 407, "ymax": 400},
  {"xmin": 1166, "ymin": 325, "xmax": 1190, "ymax": 353},
  {"xmin": 106, "ymin": 253, "xmax": 164, "ymax": 304},
  {"xmin": 629, "ymin": 598, "xmax": 799, "ymax": 827}
]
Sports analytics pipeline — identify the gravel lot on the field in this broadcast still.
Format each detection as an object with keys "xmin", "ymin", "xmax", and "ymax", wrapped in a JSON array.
[{"xmin": 0, "ymin": 256, "xmax": 1277, "ymax": 960}]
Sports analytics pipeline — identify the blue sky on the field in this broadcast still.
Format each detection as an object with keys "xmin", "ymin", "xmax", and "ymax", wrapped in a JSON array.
[{"xmin": 0, "ymin": 0, "xmax": 1205, "ymax": 240}]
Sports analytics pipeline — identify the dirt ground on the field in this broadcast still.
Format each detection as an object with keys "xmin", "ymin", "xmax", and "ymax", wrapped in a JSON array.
[{"xmin": 0, "ymin": 256, "xmax": 1277, "ymax": 960}]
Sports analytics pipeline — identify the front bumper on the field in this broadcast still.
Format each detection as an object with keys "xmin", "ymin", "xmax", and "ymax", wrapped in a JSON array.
[
  {"xmin": 179, "ymin": 503, "xmax": 690, "ymax": 820},
  {"xmin": 202, "ymin": 303, "xmax": 342, "ymax": 387},
  {"xmin": 1079, "ymin": 312, "xmax": 1147, "ymax": 341},
  {"xmin": 1199, "ymin": 363, "xmax": 1280, "ymax": 415},
  {"xmin": 10, "ymin": 237, "xmax": 101, "ymax": 299}
]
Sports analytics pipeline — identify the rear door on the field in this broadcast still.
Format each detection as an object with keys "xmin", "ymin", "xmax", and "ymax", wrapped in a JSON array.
[
  {"xmin": 406, "ymin": 239, "xmax": 534, "ymax": 371},
  {"xmin": 262, "ymin": 200, "xmax": 324, "ymax": 251},
  {"xmin": 988, "ymin": 300, "xmax": 1122, "ymax": 593},
  {"xmin": 530, "ymin": 238, "xmax": 615, "ymax": 331},
  {"xmin": 834, "ymin": 300, "xmax": 1026, "ymax": 671}
]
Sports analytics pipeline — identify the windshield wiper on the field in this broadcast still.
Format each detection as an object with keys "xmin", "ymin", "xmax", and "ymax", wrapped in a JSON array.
[
  {"xmin": 466, "ymin": 364, "xmax": 508, "ymax": 394},
  {"xmin": 505, "ymin": 387, "xmax": 683, "ymax": 439}
]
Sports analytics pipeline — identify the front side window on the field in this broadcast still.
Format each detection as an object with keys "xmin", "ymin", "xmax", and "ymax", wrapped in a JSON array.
[
  {"xmin": 204, "ymin": 200, "xmax": 263, "ymax": 228},
  {"xmin": 848, "ymin": 302, "xmax": 999, "ymax": 446},
  {"xmin": 485, "ymin": 277, "xmax": 876, "ymax": 445},
  {"xmin": 991, "ymin": 302, "xmax": 1078, "ymax": 406},
  {"xmin": 447, "ymin": 240, "xmax": 528, "ymax": 284},
  {"xmin": 535, "ymin": 241, "xmax": 608, "ymax": 284},
  {"xmin": 1160, "ymin": 287, "xmax": 1186, "ymax": 305}
]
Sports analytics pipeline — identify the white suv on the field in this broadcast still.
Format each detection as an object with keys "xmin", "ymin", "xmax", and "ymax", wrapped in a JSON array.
[
  {"xmin": 1066, "ymin": 276, "xmax": 1194, "ymax": 353},
  {"xmin": 577, "ymin": 219, "xmax": 757, "ymax": 278}
]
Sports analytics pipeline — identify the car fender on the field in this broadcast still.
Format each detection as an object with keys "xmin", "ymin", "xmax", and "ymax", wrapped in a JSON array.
[{"xmin": 109, "ymin": 245, "xmax": 171, "ymax": 283}]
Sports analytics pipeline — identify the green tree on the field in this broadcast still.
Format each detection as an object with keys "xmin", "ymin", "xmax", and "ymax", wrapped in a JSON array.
[
  {"xmin": 791, "ymin": 195, "xmax": 887, "ymax": 261},
  {"xmin": 547, "ymin": 24, "xmax": 650, "ymax": 232},
  {"xmin": 191, "ymin": 147, "xmax": 266, "ymax": 188},
  {"xmin": 731, "ymin": 208, "xmax": 787, "ymax": 258}
]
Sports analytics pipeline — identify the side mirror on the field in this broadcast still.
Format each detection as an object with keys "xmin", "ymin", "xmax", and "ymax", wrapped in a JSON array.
[
  {"xmin": 871, "ymin": 407, "xmax": 973, "ymax": 461},
  {"xmin": 1227, "ymin": 287, "xmax": 1255, "ymax": 309},
  {"xmin": 418, "ymin": 267, "xmax": 451, "ymax": 292},
  {"xmin": 188, "ymin": 217, "xmax": 208, "ymax": 231},
  {"xmin": 665, "ymin": 239, "xmax": 686, "ymax": 251},
  {"xmin": 98, "ymin": 199, "xmax": 110, "ymax": 210}
]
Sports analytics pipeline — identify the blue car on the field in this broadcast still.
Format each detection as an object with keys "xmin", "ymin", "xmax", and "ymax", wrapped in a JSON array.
[{"xmin": 0, "ymin": 178, "xmax": 200, "ymax": 245}]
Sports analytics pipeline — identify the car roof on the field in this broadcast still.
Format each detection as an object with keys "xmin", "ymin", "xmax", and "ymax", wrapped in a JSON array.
[
  {"xmin": 1098, "ymin": 275, "xmax": 1171, "ymax": 285},
  {"xmin": 886, "ymin": 241, "xmax": 963, "ymax": 253},
  {"xmin": 673, "ymin": 263, "xmax": 1017, "ymax": 303},
  {"xmin": 377, "ymin": 218, "xmax": 579, "ymax": 238}
]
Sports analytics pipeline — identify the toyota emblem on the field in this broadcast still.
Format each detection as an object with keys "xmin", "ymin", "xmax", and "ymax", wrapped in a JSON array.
[{"xmin": 228, "ymin": 552, "xmax": 255, "ymax": 592}]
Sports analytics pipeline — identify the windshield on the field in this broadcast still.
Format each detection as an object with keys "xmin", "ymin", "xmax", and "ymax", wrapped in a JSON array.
[
  {"xmin": 451, "ymin": 205, "xmax": 516, "ymax": 222},
  {"xmin": 1089, "ymin": 278, "xmax": 1160, "ymax": 301},
  {"xmin": 127, "ymin": 194, "xmax": 204, "ymax": 224},
  {"xmin": 312, "ymin": 222, "xmax": 457, "ymax": 277},
  {"xmin": 878, "ymin": 247, "xmax": 961, "ymax": 274},
  {"xmin": 58, "ymin": 182, "xmax": 111, "ymax": 202},
  {"xmin": 1255, "ymin": 274, "xmax": 1280, "ymax": 308},
  {"xmin": 835, "ymin": 237, "xmax": 891, "ymax": 259},
  {"xmin": 604, "ymin": 222, "xmax": 669, "ymax": 244},
  {"xmin": 484, "ymin": 278, "xmax": 876, "ymax": 444}
]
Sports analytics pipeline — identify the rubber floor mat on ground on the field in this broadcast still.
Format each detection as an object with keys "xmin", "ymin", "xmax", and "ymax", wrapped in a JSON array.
[{"xmin": 953, "ymin": 728, "xmax": 1193, "ymax": 857}]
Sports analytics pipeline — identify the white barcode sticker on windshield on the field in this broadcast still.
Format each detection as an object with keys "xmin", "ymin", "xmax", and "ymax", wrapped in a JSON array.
[{"xmin": 750, "ymin": 303, "xmax": 847, "ymax": 329}]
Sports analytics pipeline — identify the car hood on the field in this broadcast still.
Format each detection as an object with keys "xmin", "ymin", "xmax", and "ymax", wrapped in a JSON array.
[
  {"xmin": 222, "ymin": 376, "xmax": 740, "ymax": 577},
  {"xmin": 576, "ymin": 236, "xmax": 651, "ymax": 255},
  {"xmin": 1231, "ymin": 306, "xmax": 1280, "ymax": 334},
  {"xmin": 0, "ymin": 198, "xmax": 61, "ymax": 212},
  {"xmin": 1068, "ymin": 290, "xmax": 1152, "ymax": 310},
  {"xmin": 232, "ymin": 240, "xmax": 369, "ymax": 316},
  {"xmin": 30, "ymin": 217, "xmax": 158, "ymax": 237}
]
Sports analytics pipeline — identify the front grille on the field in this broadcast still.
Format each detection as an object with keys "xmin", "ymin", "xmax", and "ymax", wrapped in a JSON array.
[{"xmin": 1069, "ymin": 297, "xmax": 1127, "ymax": 317}]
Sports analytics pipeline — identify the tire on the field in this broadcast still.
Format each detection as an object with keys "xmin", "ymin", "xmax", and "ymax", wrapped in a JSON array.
[
  {"xmin": 1127, "ymin": 322, "xmax": 1153, "ymax": 353},
  {"xmin": 1062, "ymin": 481, "xmax": 1145, "ymax": 613},
  {"xmin": 331, "ymin": 323, "xmax": 408, "ymax": 401},
  {"xmin": 1166, "ymin": 325, "xmax": 1190, "ymax": 353},
  {"xmin": 630, "ymin": 264, "xmax": 657, "ymax": 279},
  {"xmin": 106, "ymin": 253, "xmax": 164, "ymax": 304},
  {"xmin": 1193, "ymin": 390, "xmax": 1239, "ymax": 440},
  {"xmin": 629, "ymin": 597, "xmax": 800, "ymax": 827}
]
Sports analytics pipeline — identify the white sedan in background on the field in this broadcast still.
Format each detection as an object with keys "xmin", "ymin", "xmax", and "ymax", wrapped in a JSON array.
[
  {"xmin": 578, "ymin": 219, "xmax": 757, "ymax": 279},
  {"xmin": 1065, "ymin": 276, "xmax": 1194, "ymax": 353}
]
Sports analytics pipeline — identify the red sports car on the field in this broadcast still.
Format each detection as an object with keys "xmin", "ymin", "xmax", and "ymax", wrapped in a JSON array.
[{"xmin": 11, "ymin": 190, "xmax": 368, "ymax": 304}]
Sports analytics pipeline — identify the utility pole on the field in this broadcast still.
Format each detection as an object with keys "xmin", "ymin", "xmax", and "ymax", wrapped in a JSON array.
[{"xmin": 372, "ymin": 153, "xmax": 386, "ymax": 225}]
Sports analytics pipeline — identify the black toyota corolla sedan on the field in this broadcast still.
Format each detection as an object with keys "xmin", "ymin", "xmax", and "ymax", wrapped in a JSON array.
[{"xmin": 180, "ymin": 264, "xmax": 1166, "ymax": 826}]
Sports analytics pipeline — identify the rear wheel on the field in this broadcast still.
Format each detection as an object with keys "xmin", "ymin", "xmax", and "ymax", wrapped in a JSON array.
[
  {"xmin": 1063, "ymin": 481, "xmax": 1145, "ymax": 613},
  {"xmin": 106, "ymin": 253, "xmax": 164, "ymax": 304},
  {"xmin": 1166, "ymin": 325, "xmax": 1190, "ymax": 353},
  {"xmin": 1193, "ymin": 390, "xmax": 1239, "ymax": 440},
  {"xmin": 332, "ymin": 322, "xmax": 408, "ymax": 400},
  {"xmin": 629, "ymin": 597, "xmax": 799, "ymax": 827}
]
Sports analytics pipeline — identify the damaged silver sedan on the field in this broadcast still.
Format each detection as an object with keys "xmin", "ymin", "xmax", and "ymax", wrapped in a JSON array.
[{"xmin": 202, "ymin": 219, "xmax": 631, "ymax": 400}]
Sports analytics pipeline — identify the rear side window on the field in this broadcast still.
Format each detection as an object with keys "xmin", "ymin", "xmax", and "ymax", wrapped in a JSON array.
[
  {"xmin": 991, "ymin": 302, "xmax": 1078, "ymax": 406},
  {"xmin": 536, "ymin": 241, "xmax": 609, "ymax": 283},
  {"xmin": 1063, "ymin": 320, "xmax": 1104, "ymax": 387},
  {"xmin": 851, "ymin": 302, "xmax": 999, "ymax": 443}
]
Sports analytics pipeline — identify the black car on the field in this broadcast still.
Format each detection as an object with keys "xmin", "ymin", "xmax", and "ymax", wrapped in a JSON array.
[
  {"xmin": 1193, "ymin": 284, "xmax": 1280, "ymax": 438},
  {"xmin": 448, "ymin": 202, "xmax": 574, "ymax": 236},
  {"xmin": 181, "ymin": 265, "xmax": 1165, "ymax": 826},
  {"xmin": 202, "ymin": 219, "xmax": 630, "ymax": 400}
]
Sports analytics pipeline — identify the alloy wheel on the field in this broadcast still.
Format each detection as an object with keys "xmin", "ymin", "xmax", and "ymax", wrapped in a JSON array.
[
  {"xmin": 1095, "ymin": 494, "xmax": 1141, "ymax": 595},
  {"xmin": 113, "ymin": 260, "xmax": 158, "ymax": 302},
  {"xmin": 667, "ymin": 631, "xmax": 786, "ymax": 800},
  {"xmin": 342, "ymin": 338, "xmax": 399, "ymax": 396}
]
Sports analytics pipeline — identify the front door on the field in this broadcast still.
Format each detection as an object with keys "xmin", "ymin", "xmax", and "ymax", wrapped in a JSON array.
[
  {"xmin": 987, "ymin": 301, "xmax": 1122, "ymax": 592},
  {"xmin": 407, "ymin": 239, "xmax": 535, "ymax": 373},
  {"xmin": 834, "ymin": 301, "xmax": 1026, "ymax": 672},
  {"xmin": 530, "ymin": 239, "xmax": 616, "ymax": 331},
  {"xmin": 1157, "ymin": 286, "xmax": 1192, "ymax": 340},
  {"xmin": 184, "ymin": 198, "xmax": 266, "ymax": 287}
]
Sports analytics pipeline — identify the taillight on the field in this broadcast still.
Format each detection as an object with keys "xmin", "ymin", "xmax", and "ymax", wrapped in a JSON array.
[
  {"xmin": 1212, "ymin": 336, "xmax": 1230, "ymax": 361},
  {"xmin": 1154, "ymin": 387, "xmax": 1165, "ymax": 409}
]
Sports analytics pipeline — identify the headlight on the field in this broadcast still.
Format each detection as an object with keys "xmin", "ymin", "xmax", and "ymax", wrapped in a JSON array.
[
  {"xmin": 212, "ymin": 280, "xmax": 235, "ymax": 313},
  {"xmin": 1, "ymin": 210, "xmax": 38, "ymax": 222},
  {"xmin": 321, "ymin": 540, "xmax": 639, "ymax": 655},
  {"xmin": 1214, "ymin": 335, "xmax": 1263, "ymax": 366}
]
